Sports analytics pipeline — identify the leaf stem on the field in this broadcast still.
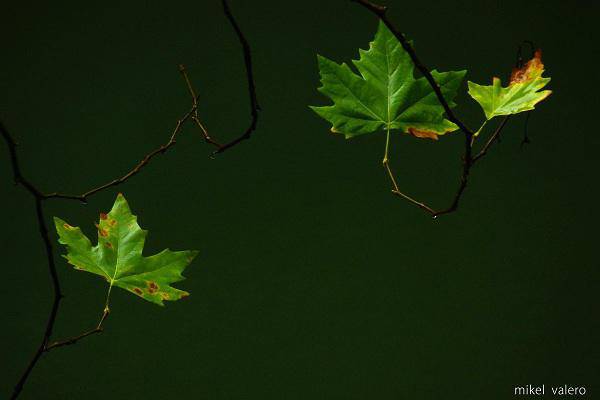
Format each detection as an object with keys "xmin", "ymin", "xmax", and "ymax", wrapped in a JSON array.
[
  {"xmin": 383, "ymin": 127, "xmax": 390, "ymax": 163},
  {"xmin": 102, "ymin": 283, "xmax": 114, "ymax": 319},
  {"xmin": 381, "ymin": 127, "xmax": 436, "ymax": 215},
  {"xmin": 474, "ymin": 120, "xmax": 488, "ymax": 137}
]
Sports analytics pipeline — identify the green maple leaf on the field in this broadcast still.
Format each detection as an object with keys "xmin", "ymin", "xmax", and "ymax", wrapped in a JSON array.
[
  {"xmin": 54, "ymin": 193, "xmax": 198, "ymax": 306},
  {"xmin": 310, "ymin": 21, "xmax": 466, "ymax": 140},
  {"xmin": 468, "ymin": 49, "xmax": 552, "ymax": 120}
]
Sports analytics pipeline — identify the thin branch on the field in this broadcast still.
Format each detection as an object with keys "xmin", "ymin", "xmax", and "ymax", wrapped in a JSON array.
[
  {"xmin": 473, "ymin": 116, "xmax": 510, "ymax": 162},
  {"xmin": 436, "ymin": 115, "xmax": 511, "ymax": 217},
  {"xmin": 431, "ymin": 133, "xmax": 473, "ymax": 217},
  {"xmin": 178, "ymin": 64, "xmax": 223, "ymax": 148},
  {"xmin": 0, "ymin": 121, "xmax": 44, "ymax": 197},
  {"xmin": 213, "ymin": 0, "xmax": 260, "ymax": 155},
  {"xmin": 43, "ymin": 329, "xmax": 102, "ymax": 351},
  {"xmin": 520, "ymin": 112, "xmax": 532, "ymax": 147},
  {"xmin": 44, "ymin": 308, "xmax": 109, "ymax": 351},
  {"xmin": 44, "ymin": 105, "xmax": 196, "ymax": 202},
  {"xmin": 1, "ymin": 122, "xmax": 64, "ymax": 400}
]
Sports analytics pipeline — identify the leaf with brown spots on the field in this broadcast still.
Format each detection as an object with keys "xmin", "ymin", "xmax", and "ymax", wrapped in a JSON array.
[
  {"xmin": 54, "ymin": 193, "xmax": 198, "ymax": 306},
  {"xmin": 467, "ymin": 49, "xmax": 552, "ymax": 120}
]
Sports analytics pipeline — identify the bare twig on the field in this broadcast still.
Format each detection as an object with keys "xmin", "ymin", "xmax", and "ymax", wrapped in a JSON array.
[
  {"xmin": 43, "ymin": 105, "xmax": 196, "ymax": 202},
  {"xmin": 178, "ymin": 64, "xmax": 223, "ymax": 148},
  {"xmin": 520, "ymin": 112, "xmax": 532, "ymax": 147},
  {"xmin": 431, "ymin": 134, "xmax": 473, "ymax": 217},
  {"xmin": 43, "ymin": 328, "xmax": 102, "ymax": 351},
  {"xmin": 213, "ymin": 0, "xmax": 260, "ymax": 155},
  {"xmin": 44, "ymin": 308, "xmax": 109, "ymax": 351},
  {"xmin": 435, "ymin": 115, "xmax": 511, "ymax": 218},
  {"xmin": 1, "ymin": 122, "xmax": 64, "ymax": 400},
  {"xmin": 473, "ymin": 116, "xmax": 510, "ymax": 162}
]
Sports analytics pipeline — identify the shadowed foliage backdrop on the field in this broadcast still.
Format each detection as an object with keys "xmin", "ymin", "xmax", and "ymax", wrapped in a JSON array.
[{"xmin": 1, "ymin": 0, "xmax": 598, "ymax": 399}]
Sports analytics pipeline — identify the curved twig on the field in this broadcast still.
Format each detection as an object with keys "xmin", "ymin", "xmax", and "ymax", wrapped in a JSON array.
[
  {"xmin": 520, "ymin": 112, "xmax": 532, "ymax": 147},
  {"xmin": 473, "ymin": 116, "xmax": 510, "ymax": 163},
  {"xmin": 44, "ymin": 308, "xmax": 109, "ymax": 351},
  {"xmin": 1, "ymin": 122, "xmax": 63, "ymax": 400},
  {"xmin": 44, "ymin": 105, "xmax": 197, "ymax": 202},
  {"xmin": 178, "ymin": 65, "xmax": 224, "ymax": 149},
  {"xmin": 213, "ymin": 0, "xmax": 260, "ymax": 155}
]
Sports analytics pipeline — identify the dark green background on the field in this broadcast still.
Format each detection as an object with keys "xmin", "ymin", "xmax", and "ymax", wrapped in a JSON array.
[{"xmin": 1, "ymin": 1, "xmax": 598, "ymax": 399}]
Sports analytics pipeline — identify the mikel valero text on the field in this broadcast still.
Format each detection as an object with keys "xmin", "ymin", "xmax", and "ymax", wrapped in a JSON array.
[{"xmin": 514, "ymin": 384, "xmax": 587, "ymax": 396}]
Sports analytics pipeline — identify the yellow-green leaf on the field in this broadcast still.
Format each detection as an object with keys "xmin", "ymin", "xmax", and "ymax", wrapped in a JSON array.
[{"xmin": 468, "ymin": 50, "xmax": 552, "ymax": 120}]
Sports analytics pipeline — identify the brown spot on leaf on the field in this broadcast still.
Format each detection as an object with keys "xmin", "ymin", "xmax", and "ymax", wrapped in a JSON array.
[
  {"xmin": 180, "ymin": 293, "xmax": 189, "ymax": 299},
  {"xmin": 407, "ymin": 128, "xmax": 439, "ymax": 141},
  {"xmin": 94, "ymin": 223, "xmax": 108, "ymax": 237},
  {"xmin": 99, "ymin": 213, "xmax": 108, "ymax": 220},
  {"xmin": 133, "ymin": 288, "xmax": 143, "ymax": 295},
  {"xmin": 147, "ymin": 281, "xmax": 159, "ymax": 294},
  {"xmin": 63, "ymin": 223, "xmax": 73, "ymax": 229},
  {"xmin": 510, "ymin": 49, "xmax": 544, "ymax": 85},
  {"xmin": 105, "ymin": 242, "xmax": 113, "ymax": 249},
  {"xmin": 109, "ymin": 219, "xmax": 117, "ymax": 227}
]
